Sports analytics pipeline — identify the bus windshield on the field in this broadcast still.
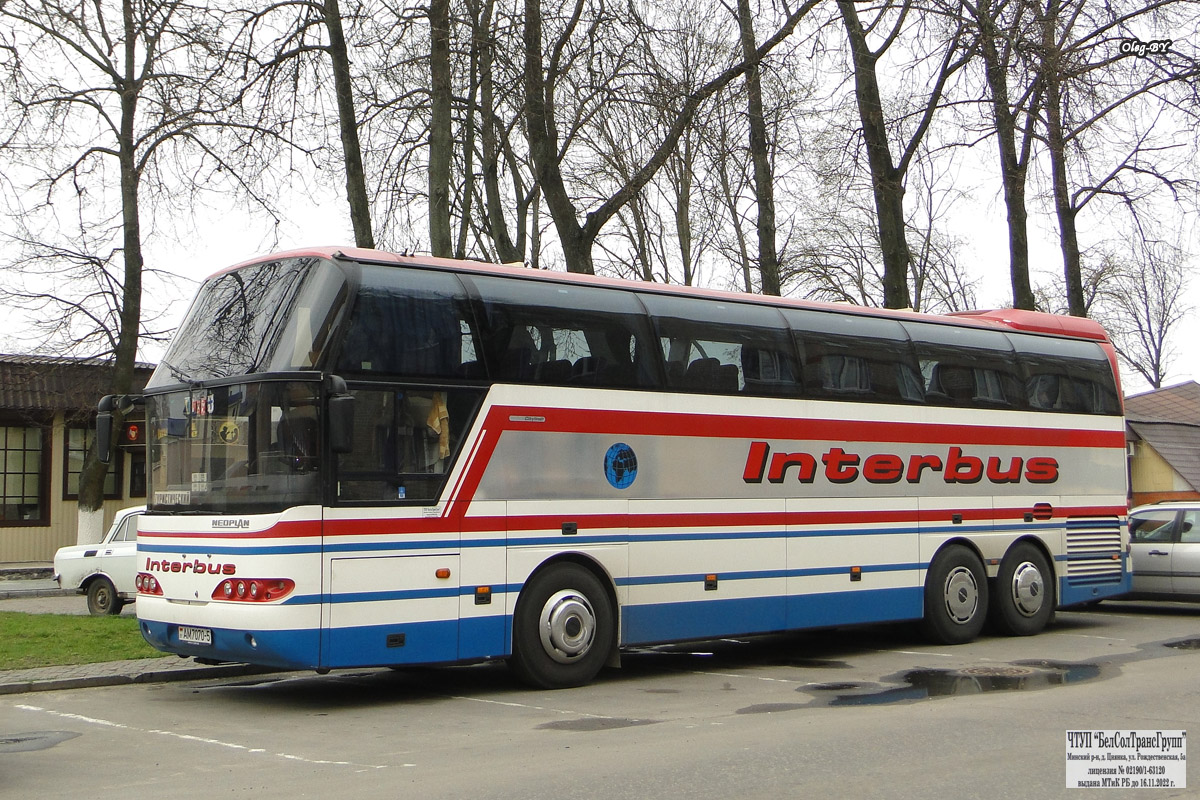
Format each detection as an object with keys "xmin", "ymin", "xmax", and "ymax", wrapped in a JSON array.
[
  {"xmin": 147, "ymin": 381, "xmax": 322, "ymax": 514},
  {"xmin": 147, "ymin": 256, "xmax": 350, "ymax": 388}
]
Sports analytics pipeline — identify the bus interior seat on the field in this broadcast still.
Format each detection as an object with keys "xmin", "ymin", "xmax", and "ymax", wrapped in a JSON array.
[
  {"xmin": 684, "ymin": 357, "xmax": 719, "ymax": 391},
  {"xmin": 537, "ymin": 359, "xmax": 573, "ymax": 384},
  {"xmin": 572, "ymin": 356, "xmax": 602, "ymax": 384},
  {"xmin": 931, "ymin": 364, "xmax": 974, "ymax": 404}
]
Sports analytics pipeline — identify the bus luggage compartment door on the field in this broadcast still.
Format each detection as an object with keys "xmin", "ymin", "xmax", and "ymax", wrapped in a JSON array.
[{"xmin": 325, "ymin": 554, "xmax": 460, "ymax": 668}]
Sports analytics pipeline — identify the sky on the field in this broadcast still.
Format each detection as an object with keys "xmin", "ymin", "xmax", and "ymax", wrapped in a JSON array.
[{"xmin": 127, "ymin": 186, "xmax": 1200, "ymax": 400}]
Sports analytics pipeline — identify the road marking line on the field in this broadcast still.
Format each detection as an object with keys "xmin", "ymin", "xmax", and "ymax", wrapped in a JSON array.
[{"xmin": 14, "ymin": 704, "xmax": 394, "ymax": 769}]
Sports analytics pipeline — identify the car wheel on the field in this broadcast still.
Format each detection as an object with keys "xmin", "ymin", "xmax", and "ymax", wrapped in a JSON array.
[
  {"xmin": 921, "ymin": 544, "xmax": 988, "ymax": 644},
  {"xmin": 990, "ymin": 542, "xmax": 1055, "ymax": 636},
  {"xmin": 86, "ymin": 577, "xmax": 122, "ymax": 616},
  {"xmin": 510, "ymin": 563, "xmax": 614, "ymax": 689}
]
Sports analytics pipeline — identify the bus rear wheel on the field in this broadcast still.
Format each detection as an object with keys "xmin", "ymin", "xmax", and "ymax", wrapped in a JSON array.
[
  {"xmin": 921, "ymin": 545, "xmax": 987, "ymax": 644},
  {"xmin": 511, "ymin": 563, "xmax": 614, "ymax": 689},
  {"xmin": 990, "ymin": 543, "xmax": 1054, "ymax": 636}
]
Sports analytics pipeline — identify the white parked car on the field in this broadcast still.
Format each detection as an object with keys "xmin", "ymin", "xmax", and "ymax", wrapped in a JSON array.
[{"xmin": 52, "ymin": 505, "xmax": 145, "ymax": 615}]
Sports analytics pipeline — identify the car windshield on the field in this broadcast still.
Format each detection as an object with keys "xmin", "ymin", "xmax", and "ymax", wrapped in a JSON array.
[{"xmin": 147, "ymin": 381, "xmax": 321, "ymax": 514}]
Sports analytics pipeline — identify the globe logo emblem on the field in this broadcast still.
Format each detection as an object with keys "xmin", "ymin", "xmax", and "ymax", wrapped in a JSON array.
[{"xmin": 604, "ymin": 443, "xmax": 638, "ymax": 489}]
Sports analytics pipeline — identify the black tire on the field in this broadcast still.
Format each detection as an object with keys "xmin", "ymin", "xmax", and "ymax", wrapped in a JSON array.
[
  {"xmin": 510, "ymin": 563, "xmax": 615, "ymax": 689},
  {"xmin": 921, "ymin": 544, "xmax": 988, "ymax": 644},
  {"xmin": 86, "ymin": 577, "xmax": 122, "ymax": 616},
  {"xmin": 990, "ymin": 542, "xmax": 1055, "ymax": 636}
]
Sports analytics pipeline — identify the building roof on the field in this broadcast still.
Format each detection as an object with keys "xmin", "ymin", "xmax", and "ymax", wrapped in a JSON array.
[
  {"xmin": 1125, "ymin": 381, "xmax": 1200, "ymax": 424},
  {"xmin": 0, "ymin": 354, "xmax": 155, "ymax": 421},
  {"xmin": 1128, "ymin": 420, "xmax": 1200, "ymax": 493}
]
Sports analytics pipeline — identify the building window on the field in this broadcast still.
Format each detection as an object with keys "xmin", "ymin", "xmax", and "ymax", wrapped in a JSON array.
[
  {"xmin": 64, "ymin": 426, "xmax": 121, "ymax": 500},
  {"xmin": 1, "ymin": 423, "xmax": 49, "ymax": 525},
  {"xmin": 129, "ymin": 449, "xmax": 146, "ymax": 498}
]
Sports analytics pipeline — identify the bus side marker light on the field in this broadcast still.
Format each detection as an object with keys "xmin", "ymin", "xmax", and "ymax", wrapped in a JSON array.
[
  {"xmin": 436, "ymin": 568, "xmax": 451, "ymax": 579},
  {"xmin": 475, "ymin": 586, "xmax": 492, "ymax": 605},
  {"xmin": 704, "ymin": 575, "xmax": 718, "ymax": 591},
  {"xmin": 850, "ymin": 566, "xmax": 862, "ymax": 582}
]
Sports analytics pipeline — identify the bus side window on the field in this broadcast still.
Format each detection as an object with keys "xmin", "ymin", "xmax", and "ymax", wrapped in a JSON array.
[
  {"xmin": 472, "ymin": 277, "xmax": 656, "ymax": 389},
  {"xmin": 784, "ymin": 308, "xmax": 919, "ymax": 404},
  {"xmin": 1008, "ymin": 331, "xmax": 1120, "ymax": 415},
  {"xmin": 905, "ymin": 321, "xmax": 1024, "ymax": 410},
  {"xmin": 336, "ymin": 266, "xmax": 478, "ymax": 379},
  {"xmin": 642, "ymin": 294, "xmax": 799, "ymax": 397}
]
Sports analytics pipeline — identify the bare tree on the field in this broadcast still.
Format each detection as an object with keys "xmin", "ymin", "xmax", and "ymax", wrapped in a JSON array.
[
  {"xmin": 1092, "ymin": 235, "xmax": 1192, "ymax": 389},
  {"xmin": 836, "ymin": 0, "xmax": 974, "ymax": 310},
  {"xmin": 1034, "ymin": 0, "xmax": 1200, "ymax": 317},
  {"xmin": 958, "ymin": 0, "xmax": 1042, "ymax": 310},
  {"xmin": 0, "ymin": 0, "xmax": 257, "ymax": 541},
  {"xmin": 523, "ymin": 0, "xmax": 819, "ymax": 275},
  {"xmin": 232, "ymin": 0, "xmax": 377, "ymax": 248}
]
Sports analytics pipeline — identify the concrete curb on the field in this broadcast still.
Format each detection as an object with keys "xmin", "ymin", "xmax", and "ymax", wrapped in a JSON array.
[
  {"xmin": 0, "ymin": 661, "xmax": 285, "ymax": 695},
  {"xmin": 0, "ymin": 587, "xmax": 72, "ymax": 600}
]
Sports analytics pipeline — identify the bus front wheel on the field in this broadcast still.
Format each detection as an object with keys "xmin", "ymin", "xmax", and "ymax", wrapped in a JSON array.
[
  {"xmin": 990, "ymin": 543, "xmax": 1054, "ymax": 636},
  {"xmin": 511, "ymin": 563, "xmax": 614, "ymax": 689},
  {"xmin": 921, "ymin": 545, "xmax": 988, "ymax": 644}
]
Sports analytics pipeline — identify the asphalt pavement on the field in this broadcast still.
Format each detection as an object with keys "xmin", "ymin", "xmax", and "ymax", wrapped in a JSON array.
[{"xmin": 0, "ymin": 571, "xmax": 277, "ymax": 694}]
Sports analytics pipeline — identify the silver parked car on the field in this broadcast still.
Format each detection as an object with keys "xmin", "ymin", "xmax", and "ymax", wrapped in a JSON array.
[
  {"xmin": 1127, "ymin": 502, "xmax": 1200, "ymax": 601},
  {"xmin": 52, "ymin": 505, "xmax": 145, "ymax": 615}
]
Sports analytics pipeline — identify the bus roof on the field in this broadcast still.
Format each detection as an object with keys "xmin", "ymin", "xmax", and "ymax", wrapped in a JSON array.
[{"xmin": 223, "ymin": 246, "xmax": 1112, "ymax": 344}]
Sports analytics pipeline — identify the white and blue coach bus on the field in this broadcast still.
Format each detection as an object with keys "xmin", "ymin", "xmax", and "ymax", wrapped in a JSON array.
[{"xmin": 112, "ymin": 247, "xmax": 1130, "ymax": 688}]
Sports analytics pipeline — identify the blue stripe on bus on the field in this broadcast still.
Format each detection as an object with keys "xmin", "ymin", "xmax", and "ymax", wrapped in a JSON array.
[
  {"xmin": 139, "ymin": 618, "xmax": 322, "ymax": 670},
  {"xmin": 622, "ymin": 586, "xmax": 924, "ymax": 644}
]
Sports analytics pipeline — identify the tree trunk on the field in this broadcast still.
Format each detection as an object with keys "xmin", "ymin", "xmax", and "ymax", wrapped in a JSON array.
[
  {"xmin": 1040, "ymin": 0, "xmax": 1086, "ymax": 316},
  {"xmin": 737, "ymin": 0, "xmax": 780, "ymax": 296},
  {"xmin": 428, "ymin": 0, "xmax": 453, "ymax": 257},
  {"xmin": 976, "ymin": 0, "xmax": 1036, "ymax": 310},
  {"xmin": 837, "ymin": 0, "xmax": 912, "ymax": 309},
  {"xmin": 78, "ymin": 0, "xmax": 144, "ymax": 542},
  {"xmin": 324, "ymin": 0, "xmax": 375, "ymax": 249}
]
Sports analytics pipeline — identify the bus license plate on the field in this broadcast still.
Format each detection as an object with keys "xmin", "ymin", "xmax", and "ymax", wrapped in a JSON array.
[{"xmin": 178, "ymin": 625, "xmax": 212, "ymax": 646}]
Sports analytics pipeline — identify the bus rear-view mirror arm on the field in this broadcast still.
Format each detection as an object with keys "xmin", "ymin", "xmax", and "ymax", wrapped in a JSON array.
[
  {"xmin": 327, "ymin": 376, "xmax": 355, "ymax": 454},
  {"xmin": 95, "ymin": 393, "xmax": 144, "ymax": 464}
]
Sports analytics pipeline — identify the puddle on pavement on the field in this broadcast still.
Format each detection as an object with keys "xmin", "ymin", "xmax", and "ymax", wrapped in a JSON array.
[
  {"xmin": 538, "ymin": 717, "xmax": 659, "ymax": 732},
  {"xmin": 736, "ymin": 702, "xmax": 808, "ymax": 714},
  {"xmin": 809, "ymin": 661, "xmax": 1106, "ymax": 706},
  {"xmin": 1165, "ymin": 638, "xmax": 1200, "ymax": 650},
  {"xmin": 0, "ymin": 731, "xmax": 80, "ymax": 753}
]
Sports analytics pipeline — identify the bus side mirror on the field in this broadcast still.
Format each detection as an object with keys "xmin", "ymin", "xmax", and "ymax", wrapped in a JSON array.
[
  {"xmin": 329, "ymin": 393, "xmax": 355, "ymax": 454},
  {"xmin": 96, "ymin": 395, "xmax": 115, "ymax": 464}
]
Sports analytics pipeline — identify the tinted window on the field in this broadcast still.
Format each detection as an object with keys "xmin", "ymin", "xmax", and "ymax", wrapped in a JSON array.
[
  {"xmin": 783, "ymin": 309, "xmax": 923, "ymax": 403},
  {"xmin": 471, "ymin": 277, "xmax": 658, "ymax": 388},
  {"xmin": 336, "ymin": 266, "xmax": 481, "ymax": 380},
  {"xmin": 905, "ymin": 321, "xmax": 1025, "ymax": 409},
  {"xmin": 640, "ymin": 294, "xmax": 800, "ymax": 396},
  {"xmin": 152, "ymin": 257, "xmax": 348, "ymax": 386},
  {"xmin": 1007, "ymin": 332, "xmax": 1120, "ymax": 415},
  {"xmin": 1130, "ymin": 510, "xmax": 1178, "ymax": 543},
  {"xmin": 336, "ymin": 386, "xmax": 484, "ymax": 504}
]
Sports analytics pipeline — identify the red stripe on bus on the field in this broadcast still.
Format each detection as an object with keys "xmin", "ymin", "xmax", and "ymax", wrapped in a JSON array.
[{"xmin": 485, "ymin": 405, "xmax": 1126, "ymax": 448}]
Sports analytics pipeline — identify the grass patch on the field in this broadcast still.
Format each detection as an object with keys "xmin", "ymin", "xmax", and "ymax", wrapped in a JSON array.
[{"xmin": 0, "ymin": 612, "xmax": 169, "ymax": 670}]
